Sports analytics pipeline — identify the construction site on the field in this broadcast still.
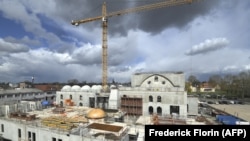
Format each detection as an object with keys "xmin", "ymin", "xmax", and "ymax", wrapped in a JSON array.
[
  {"xmin": 120, "ymin": 96, "xmax": 143, "ymax": 116},
  {"xmin": 1, "ymin": 0, "xmax": 249, "ymax": 141},
  {"xmin": 0, "ymin": 68, "xmax": 210, "ymax": 141},
  {"xmin": 1, "ymin": 93, "xmax": 249, "ymax": 141}
]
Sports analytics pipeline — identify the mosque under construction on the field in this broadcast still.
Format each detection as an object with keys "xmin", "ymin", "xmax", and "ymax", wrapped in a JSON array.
[{"xmin": 0, "ymin": 71, "xmax": 208, "ymax": 141}]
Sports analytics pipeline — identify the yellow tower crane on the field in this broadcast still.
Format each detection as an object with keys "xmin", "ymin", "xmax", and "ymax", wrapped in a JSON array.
[{"xmin": 71, "ymin": 0, "xmax": 200, "ymax": 92}]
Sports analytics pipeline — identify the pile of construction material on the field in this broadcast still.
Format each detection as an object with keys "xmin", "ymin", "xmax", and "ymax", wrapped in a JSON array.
[
  {"xmin": 151, "ymin": 114, "xmax": 186, "ymax": 125},
  {"xmin": 52, "ymin": 107, "xmax": 65, "ymax": 114},
  {"xmin": 9, "ymin": 112, "xmax": 36, "ymax": 121},
  {"xmin": 41, "ymin": 115, "xmax": 88, "ymax": 130},
  {"xmin": 64, "ymin": 99, "xmax": 75, "ymax": 106}
]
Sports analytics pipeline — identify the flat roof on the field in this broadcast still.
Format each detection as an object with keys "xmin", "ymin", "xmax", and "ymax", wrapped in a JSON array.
[
  {"xmin": 0, "ymin": 88, "xmax": 43, "ymax": 95},
  {"xmin": 87, "ymin": 123, "xmax": 123, "ymax": 132},
  {"xmin": 208, "ymin": 104, "xmax": 250, "ymax": 122}
]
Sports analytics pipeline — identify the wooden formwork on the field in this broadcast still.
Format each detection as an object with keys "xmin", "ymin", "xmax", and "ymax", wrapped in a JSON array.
[{"xmin": 41, "ymin": 115, "xmax": 86, "ymax": 130}]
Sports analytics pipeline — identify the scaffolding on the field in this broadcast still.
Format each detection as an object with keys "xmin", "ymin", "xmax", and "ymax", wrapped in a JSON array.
[{"xmin": 120, "ymin": 95, "xmax": 142, "ymax": 116}]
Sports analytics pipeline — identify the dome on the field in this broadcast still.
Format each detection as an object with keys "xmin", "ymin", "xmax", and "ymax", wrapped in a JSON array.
[
  {"xmin": 91, "ymin": 85, "xmax": 98, "ymax": 90},
  {"xmin": 71, "ymin": 85, "xmax": 81, "ymax": 91},
  {"xmin": 81, "ymin": 85, "xmax": 90, "ymax": 91},
  {"xmin": 91, "ymin": 85, "xmax": 102, "ymax": 90},
  {"xmin": 96, "ymin": 85, "xmax": 102, "ymax": 90},
  {"xmin": 61, "ymin": 85, "xmax": 71, "ymax": 91},
  {"xmin": 91, "ymin": 85, "xmax": 102, "ymax": 92},
  {"xmin": 86, "ymin": 108, "xmax": 106, "ymax": 119},
  {"xmin": 110, "ymin": 84, "xmax": 116, "ymax": 89}
]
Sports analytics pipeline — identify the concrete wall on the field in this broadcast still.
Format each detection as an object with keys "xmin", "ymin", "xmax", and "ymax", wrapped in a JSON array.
[
  {"xmin": 0, "ymin": 118, "xmax": 130, "ymax": 141},
  {"xmin": 119, "ymin": 90, "xmax": 187, "ymax": 117},
  {"xmin": 187, "ymin": 97, "xmax": 199, "ymax": 116},
  {"xmin": 108, "ymin": 89, "xmax": 119, "ymax": 109},
  {"xmin": 131, "ymin": 72, "xmax": 185, "ymax": 88},
  {"xmin": 56, "ymin": 91, "xmax": 95, "ymax": 107},
  {"xmin": 0, "ymin": 119, "xmax": 75, "ymax": 141},
  {"xmin": 0, "ymin": 101, "xmax": 43, "ymax": 117}
]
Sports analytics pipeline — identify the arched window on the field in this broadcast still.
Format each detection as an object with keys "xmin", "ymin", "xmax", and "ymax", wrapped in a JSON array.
[
  {"xmin": 154, "ymin": 76, "xmax": 158, "ymax": 82},
  {"xmin": 70, "ymin": 95, "xmax": 72, "ymax": 100},
  {"xmin": 157, "ymin": 107, "xmax": 162, "ymax": 115},
  {"xmin": 79, "ymin": 102, "xmax": 83, "ymax": 106},
  {"xmin": 148, "ymin": 106, "xmax": 153, "ymax": 115},
  {"xmin": 79, "ymin": 95, "xmax": 82, "ymax": 100},
  {"xmin": 60, "ymin": 95, "xmax": 63, "ymax": 99},
  {"xmin": 60, "ymin": 101, "xmax": 63, "ymax": 107},
  {"xmin": 157, "ymin": 96, "xmax": 161, "ymax": 102},
  {"xmin": 149, "ymin": 95, "xmax": 153, "ymax": 102}
]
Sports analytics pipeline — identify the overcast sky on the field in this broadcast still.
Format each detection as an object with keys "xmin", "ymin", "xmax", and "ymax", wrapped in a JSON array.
[{"xmin": 0, "ymin": 0, "xmax": 249, "ymax": 83}]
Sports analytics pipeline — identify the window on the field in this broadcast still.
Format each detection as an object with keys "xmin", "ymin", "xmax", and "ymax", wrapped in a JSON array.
[
  {"xmin": 149, "ymin": 95, "xmax": 153, "ymax": 102},
  {"xmin": 60, "ymin": 95, "xmax": 63, "ymax": 99},
  {"xmin": 148, "ymin": 81, "xmax": 151, "ymax": 84},
  {"xmin": 32, "ymin": 132, "xmax": 36, "ymax": 141},
  {"xmin": 157, "ymin": 107, "xmax": 162, "ymax": 115},
  {"xmin": 157, "ymin": 96, "xmax": 161, "ymax": 102},
  {"xmin": 170, "ymin": 105, "xmax": 180, "ymax": 115},
  {"xmin": 1, "ymin": 124, "xmax": 4, "ymax": 132},
  {"xmin": 52, "ymin": 137, "xmax": 62, "ymax": 141},
  {"xmin": 204, "ymin": 88, "xmax": 212, "ymax": 91},
  {"xmin": 60, "ymin": 101, "xmax": 63, "ymax": 107},
  {"xmin": 162, "ymin": 81, "xmax": 165, "ymax": 85},
  {"xmin": 70, "ymin": 95, "xmax": 72, "ymax": 100},
  {"xmin": 7, "ymin": 95, "xmax": 12, "ymax": 98},
  {"xmin": 28, "ymin": 131, "xmax": 31, "ymax": 140},
  {"xmin": 18, "ymin": 129, "xmax": 21, "ymax": 138},
  {"xmin": 154, "ymin": 76, "xmax": 158, "ymax": 82},
  {"xmin": 79, "ymin": 103, "xmax": 83, "ymax": 106},
  {"xmin": 148, "ymin": 106, "xmax": 153, "ymax": 115},
  {"xmin": 89, "ymin": 97, "xmax": 95, "ymax": 108},
  {"xmin": 79, "ymin": 95, "xmax": 82, "ymax": 100}
]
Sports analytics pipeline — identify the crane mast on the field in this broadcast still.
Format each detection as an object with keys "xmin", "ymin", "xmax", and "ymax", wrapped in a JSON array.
[
  {"xmin": 71, "ymin": 0, "xmax": 200, "ymax": 92},
  {"xmin": 102, "ymin": 2, "xmax": 108, "ymax": 91}
]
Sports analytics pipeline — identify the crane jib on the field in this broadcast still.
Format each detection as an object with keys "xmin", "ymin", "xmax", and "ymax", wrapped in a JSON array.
[{"xmin": 71, "ymin": 0, "xmax": 201, "ymax": 92}]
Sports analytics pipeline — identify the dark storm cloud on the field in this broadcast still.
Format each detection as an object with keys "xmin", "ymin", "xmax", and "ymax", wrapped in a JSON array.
[
  {"xmin": 58, "ymin": 0, "xmax": 220, "ymax": 36},
  {"xmin": 135, "ymin": 0, "xmax": 220, "ymax": 34},
  {"xmin": 110, "ymin": 66, "xmax": 131, "ymax": 73}
]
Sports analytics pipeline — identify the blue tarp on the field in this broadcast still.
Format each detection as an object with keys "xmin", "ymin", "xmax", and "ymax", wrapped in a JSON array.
[
  {"xmin": 216, "ymin": 115, "xmax": 241, "ymax": 125},
  {"xmin": 41, "ymin": 100, "xmax": 50, "ymax": 106}
]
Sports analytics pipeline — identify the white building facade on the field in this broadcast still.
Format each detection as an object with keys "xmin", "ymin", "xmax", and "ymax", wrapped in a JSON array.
[
  {"xmin": 119, "ymin": 72, "xmax": 187, "ymax": 117},
  {"xmin": 0, "ymin": 88, "xmax": 53, "ymax": 106},
  {"xmin": 56, "ymin": 72, "xmax": 188, "ymax": 118}
]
